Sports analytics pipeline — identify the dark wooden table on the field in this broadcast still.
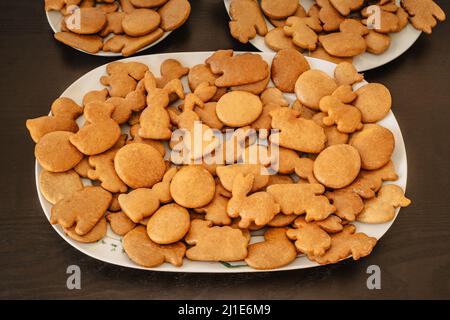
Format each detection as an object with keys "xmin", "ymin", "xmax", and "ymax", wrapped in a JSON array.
[{"xmin": 1, "ymin": 0, "xmax": 449, "ymax": 300}]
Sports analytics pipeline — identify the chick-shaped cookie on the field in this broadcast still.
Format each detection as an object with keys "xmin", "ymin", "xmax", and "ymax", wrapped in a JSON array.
[
  {"xmin": 50, "ymin": 186, "xmax": 112, "ymax": 235},
  {"xmin": 326, "ymin": 190, "xmax": 364, "ymax": 221},
  {"xmin": 69, "ymin": 101, "xmax": 121, "ymax": 155},
  {"xmin": 287, "ymin": 216, "xmax": 343, "ymax": 257},
  {"xmin": 26, "ymin": 97, "xmax": 82, "ymax": 143},
  {"xmin": 227, "ymin": 173, "xmax": 280, "ymax": 228},
  {"xmin": 100, "ymin": 61, "xmax": 149, "ymax": 98},
  {"xmin": 283, "ymin": 16, "xmax": 323, "ymax": 51},
  {"xmin": 229, "ymin": 0, "xmax": 268, "ymax": 43},
  {"xmin": 343, "ymin": 161, "xmax": 398, "ymax": 199},
  {"xmin": 357, "ymin": 184, "xmax": 411, "ymax": 223},
  {"xmin": 118, "ymin": 167, "xmax": 177, "ymax": 223},
  {"xmin": 156, "ymin": 58, "xmax": 190, "ymax": 88},
  {"xmin": 216, "ymin": 163, "xmax": 270, "ymax": 193},
  {"xmin": 138, "ymin": 70, "xmax": 184, "ymax": 140},
  {"xmin": 330, "ymin": 0, "xmax": 364, "ymax": 16},
  {"xmin": 123, "ymin": 226, "xmax": 186, "ymax": 268},
  {"xmin": 319, "ymin": 95, "xmax": 363, "ymax": 133},
  {"xmin": 185, "ymin": 219, "xmax": 249, "ymax": 262},
  {"xmin": 195, "ymin": 182, "xmax": 232, "ymax": 226},
  {"xmin": 266, "ymin": 183, "xmax": 336, "ymax": 221},
  {"xmin": 270, "ymin": 107, "xmax": 326, "ymax": 153},
  {"xmin": 87, "ymin": 134, "xmax": 128, "ymax": 193},
  {"xmin": 245, "ymin": 228, "xmax": 297, "ymax": 270},
  {"xmin": 277, "ymin": 147, "xmax": 318, "ymax": 184},
  {"xmin": 308, "ymin": 224, "xmax": 377, "ymax": 265}
]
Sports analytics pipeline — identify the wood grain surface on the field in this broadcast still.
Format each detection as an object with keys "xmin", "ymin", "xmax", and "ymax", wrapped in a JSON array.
[{"xmin": 0, "ymin": 0, "xmax": 449, "ymax": 299}]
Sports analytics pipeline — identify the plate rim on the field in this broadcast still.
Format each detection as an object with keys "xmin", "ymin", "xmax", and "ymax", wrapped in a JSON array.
[{"xmin": 34, "ymin": 51, "xmax": 408, "ymax": 273}]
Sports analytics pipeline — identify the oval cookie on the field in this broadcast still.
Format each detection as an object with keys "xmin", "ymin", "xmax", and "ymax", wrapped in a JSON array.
[
  {"xmin": 271, "ymin": 48, "xmax": 310, "ymax": 93},
  {"xmin": 122, "ymin": 9, "xmax": 161, "ymax": 37},
  {"xmin": 216, "ymin": 91, "xmax": 263, "ymax": 127},
  {"xmin": 114, "ymin": 143, "xmax": 166, "ymax": 189},
  {"xmin": 354, "ymin": 83, "xmax": 392, "ymax": 123},
  {"xmin": 147, "ymin": 203, "xmax": 190, "ymax": 244},
  {"xmin": 295, "ymin": 70, "xmax": 337, "ymax": 110}
]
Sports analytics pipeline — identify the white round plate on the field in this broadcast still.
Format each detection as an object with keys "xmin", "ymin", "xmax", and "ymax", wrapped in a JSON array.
[
  {"xmin": 46, "ymin": 10, "xmax": 171, "ymax": 57},
  {"xmin": 223, "ymin": 0, "xmax": 422, "ymax": 72},
  {"xmin": 35, "ymin": 52, "xmax": 408, "ymax": 272}
]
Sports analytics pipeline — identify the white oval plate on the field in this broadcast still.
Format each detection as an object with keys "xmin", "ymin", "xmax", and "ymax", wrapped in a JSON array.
[
  {"xmin": 223, "ymin": 0, "xmax": 421, "ymax": 72},
  {"xmin": 35, "ymin": 52, "xmax": 407, "ymax": 272},
  {"xmin": 46, "ymin": 10, "xmax": 171, "ymax": 57}
]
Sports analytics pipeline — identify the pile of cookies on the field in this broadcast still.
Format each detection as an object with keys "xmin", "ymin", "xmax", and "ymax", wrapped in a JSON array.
[
  {"xmin": 45, "ymin": 0, "xmax": 191, "ymax": 56},
  {"xmin": 26, "ymin": 49, "xmax": 411, "ymax": 270},
  {"xmin": 228, "ymin": 0, "xmax": 446, "ymax": 62}
]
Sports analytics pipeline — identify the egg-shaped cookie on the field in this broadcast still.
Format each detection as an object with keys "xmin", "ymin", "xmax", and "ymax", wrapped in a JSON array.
[
  {"xmin": 216, "ymin": 91, "xmax": 263, "ymax": 127},
  {"xmin": 313, "ymin": 144, "xmax": 361, "ymax": 189},
  {"xmin": 295, "ymin": 70, "xmax": 337, "ymax": 110},
  {"xmin": 35, "ymin": 131, "xmax": 83, "ymax": 173},
  {"xmin": 349, "ymin": 124, "xmax": 394, "ymax": 170},
  {"xmin": 65, "ymin": 8, "xmax": 107, "ymax": 35},
  {"xmin": 114, "ymin": 143, "xmax": 166, "ymax": 189},
  {"xmin": 170, "ymin": 166, "xmax": 215, "ymax": 208},
  {"xmin": 122, "ymin": 9, "xmax": 161, "ymax": 37},
  {"xmin": 147, "ymin": 203, "xmax": 190, "ymax": 244}
]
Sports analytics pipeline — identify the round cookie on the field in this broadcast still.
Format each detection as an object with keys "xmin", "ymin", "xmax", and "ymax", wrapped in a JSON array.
[
  {"xmin": 158, "ymin": 0, "xmax": 191, "ymax": 31},
  {"xmin": 122, "ymin": 9, "xmax": 161, "ymax": 37},
  {"xmin": 147, "ymin": 203, "xmax": 190, "ymax": 244},
  {"xmin": 216, "ymin": 91, "xmax": 263, "ymax": 127},
  {"xmin": 271, "ymin": 48, "xmax": 310, "ymax": 93},
  {"xmin": 313, "ymin": 144, "xmax": 361, "ymax": 189},
  {"xmin": 295, "ymin": 70, "xmax": 338, "ymax": 110},
  {"xmin": 261, "ymin": 0, "xmax": 299, "ymax": 19},
  {"xmin": 349, "ymin": 124, "xmax": 394, "ymax": 170},
  {"xmin": 35, "ymin": 131, "xmax": 83, "ymax": 173},
  {"xmin": 39, "ymin": 170, "xmax": 83, "ymax": 204},
  {"xmin": 66, "ymin": 7, "xmax": 107, "ymax": 35},
  {"xmin": 354, "ymin": 83, "xmax": 392, "ymax": 123},
  {"xmin": 170, "ymin": 166, "xmax": 215, "ymax": 208},
  {"xmin": 264, "ymin": 27, "xmax": 296, "ymax": 52},
  {"xmin": 114, "ymin": 143, "xmax": 165, "ymax": 189}
]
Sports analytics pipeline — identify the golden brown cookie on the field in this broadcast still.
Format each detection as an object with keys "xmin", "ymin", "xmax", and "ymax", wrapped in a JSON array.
[
  {"xmin": 264, "ymin": 27, "xmax": 297, "ymax": 52},
  {"xmin": 103, "ymin": 29, "xmax": 164, "ymax": 57},
  {"xmin": 313, "ymin": 144, "xmax": 361, "ymax": 189},
  {"xmin": 35, "ymin": 131, "xmax": 83, "ymax": 173},
  {"xmin": 64, "ymin": 217, "xmax": 107, "ymax": 243},
  {"xmin": 309, "ymin": 46, "xmax": 353, "ymax": 65},
  {"xmin": 329, "ymin": 0, "xmax": 364, "ymax": 16},
  {"xmin": 114, "ymin": 143, "xmax": 166, "ymax": 189},
  {"xmin": 158, "ymin": 0, "xmax": 190, "ymax": 31},
  {"xmin": 195, "ymin": 182, "xmax": 232, "ymax": 226},
  {"xmin": 317, "ymin": 0, "xmax": 345, "ymax": 32},
  {"xmin": 284, "ymin": 16, "xmax": 322, "ymax": 51},
  {"xmin": 334, "ymin": 62, "xmax": 364, "ymax": 86},
  {"xmin": 170, "ymin": 166, "xmax": 216, "ymax": 209},
  {"xmin": 39, "ymin": 170, "xmax": 83, "ymax": 204},
  {"xmin": 185, "ymin": 219, "xmax": 248, "ymax": 262},
  {"xmin": 65, "ymin": 7, "xmax": 106, "ymax": 35},
  {"xmin": 365, "ymin": 30, "xmax": 391, "ymax": 55},
  {"xmin": 245, "ymin": 228, "xmax": 297, "ymax": 270},
  {"xmin": 312, "ymin": 112, "xmax": 349, "ymax": 147},
  {"xmin": 261, "ymin": 0, "xmax": 298, "ymax": 19},
  {"xmin": 308, "ymin": 224, "xmax": 377, "ymax": 265},
  {"xmin": 106, "ymin": 211, "xmax": 136, "ymax": 236},
  {"xmin": 354, "ymin": 83, "xmax": 392, "ymax": 123},
  {"xmin": 123, "ymin": 226, "xmax": 186, "ymax": 267},
  {"xmin": 349, "ymin": 124, "xmax": 395, "ymax": 170},
  {"xmin": 326, "ymin": 190, "xmax": 364, "ymax": 221},
  {"xmin": 319, "ymin": 32, "xmax": 367, "ymax": 58},
  {"xmin": 54, "ymin": 32, "xmax": 103, "ymax": 54},
  {"xmin": 122, "ymin": 8, "xmax": 160, "ymax": 36},
  {"xmin": 100, "ymin": 12, "xmax": 125, "ymax": 37},
  {"xmin": 229, "ymin": 0, "xmax": 268, "ymax": 43},
  {"xmin": 357, "ymin": 185, "xmax": 411, "ymax": 223},
  {"xmin": 271, "ymin": 48, "xmax": 310, "ymax": 93},
  {"xmin": 295, "ymin": 69, "xmax": 338, "ymax": 110},
  {"xmin": 50, "ymin": 186, "xmax": 112, "ymax": 235},
  {"xmin": 147, "ymin": 203, "xmax": 190, "ymax": 244},
  {"xmin": 131, "ymin": 0, "xmax": 168, "ymax": 8},
  {"xmin": 319, "ymin": 95, "xmax": 363, "ymax": 133},
  {"xmin": 216, "ymin": 91, "xmax": 263, "ymax": 127},
  {"xmin": 216, "ymin": 164, "xmax": 270, "ymax": 193},
  {"xmin": 267, "ymin": 183, "xmax": 336, "ymax": 221},
  {"xmin": 270, "ymin": 108, "xmax": 326, "ymax": 153}
]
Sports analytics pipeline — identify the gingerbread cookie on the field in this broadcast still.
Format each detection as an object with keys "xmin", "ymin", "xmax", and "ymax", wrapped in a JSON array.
[
  {"xmin": 326, "ymin": 190, "xmax": 364, "ymax": 221},
  {"xmin": 271, "ymin": 48, "xmax": 310, "ymax": 93},
  {"xmin": 334, "ymin": 62, "xmax": 364, "ymax": 86},
  {"xmin": 313, "ymin": 144, "xmax": 361, "ymax": 189},
  {"xmin": 264, "ymin": 27, "xmax": 296, "ymax": 52},
  {"xmin": 295, "ymin": 69, "xmax": 338, "ymax": 110},
  {"xmin": 354, "ymin": 83, "xmax": 392, "ymax": 123},
  {"xmin": 284, "ymin": 16, "xmax": 323, "ymax": 51},
  {"xmin": 261, "ymin": 0, "xmax": 298, "ymax": 20},
  {"xmin": 158, "ymin": 0, "xmax": 191, "ymax": 31},
  {"xmin": 185, "ymin": 219, "xmax": 248, "ymax": 262},
  {"xmin": 329, "ymin": 0, "xmax": 364, "ymax": 16},
  {"xmin": 122, "ymin": 8, "xmax": 160, "ymax": 36},
  {"xmin": 229, "ymin": 0, "xmax": 268, "ymax": 43},
  {"xmin": 35, "ymin": 131, "xmax": 83, "ymax": 173},
  {"xmin": 103, "ymin": 29, "xmax": 164, "ymax": 57},
  {"xmin": 317, "ymin": 0, "xmax": 345, "ymax": 32},
  {"xmin": 216, "ymin": 91, "xmax": 263, "ymax": 127},
  {"xmin": 365, "ymin": 30, "xmax": 391, "ymax": 55},
  {"xmin": 65, "ymin": 7, "xmax": 106, "ymax": 35},
  {"xmin": 319, "ymin": 95, "xmax": 363, "ymax": 133},
  {"xmin": 106, "ymin": 211, "xmax": 136, "ymax": 236},
  {"xmin": 123, "ymin": 226, "xmax": 186, "ymax": 267},
  {"xmin": 319, "ymin": 32, "xmax": 367, "ymax": 57},
  {"xmin": 39, "ymin": 170, "xmax": 83, "ymax": 204},
  {"xmin": 245, "ymin": 228, "xmax": 297, "ymax": 270},
  {"xmin": 357, "ymin": 185, "xmax": 411, "ymax": 223},
  {"xmin": 64, "ymin": 217, "xmax": 107, "ymax": 243},
  {"xmin": 54, "ymin": 32, "xmax": 103, "ymax": 53},
  {"xmin": 147, "ymin": 203, "xmax": 190, "ymax": 244}
]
